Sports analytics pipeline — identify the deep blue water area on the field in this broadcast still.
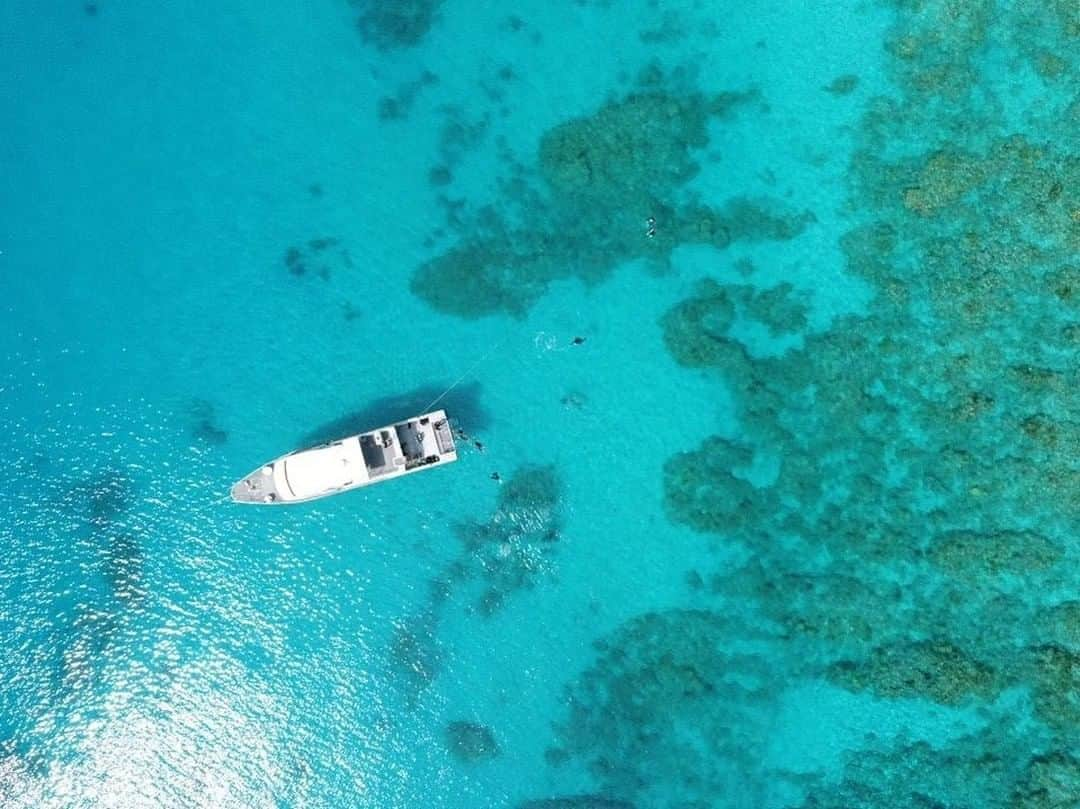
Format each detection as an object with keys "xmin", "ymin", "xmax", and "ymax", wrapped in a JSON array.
[{"xmin": 2, "ymin": 1, "xmax": 1077, "ymax": 807}]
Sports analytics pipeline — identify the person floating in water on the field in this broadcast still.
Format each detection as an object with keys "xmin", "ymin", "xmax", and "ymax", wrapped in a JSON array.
[
  {"xmin": 646, "ymin": 216, "xmax": 657, "ymax": 238},
  {"xmin": 571, "ymin": 336, "xmax": 586, "ymax": 346},
  {"xmin": 490, "ymin": 472, "xmax": 502, "ymax": 483},
  {"xmin": 474, "ymin": 440, "xmax": 485, "ymax": 453}
]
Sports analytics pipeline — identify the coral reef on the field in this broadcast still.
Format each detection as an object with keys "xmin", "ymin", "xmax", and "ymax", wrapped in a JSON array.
[
  {"xmin": 792, "ymin": 720, "xmax": 1036, "ymax": 809},
  {"xmin": 388, "ymin": 612, "xmax": 441, "ymax": 703},
  {"xmin": 720, "ymin": 563, "xmax": 903, "ymax": 656},
  {"xmin": 662, "ymin": 436, "xmax": 765, "ymax": 536},
  {"xmin": 1025, "ymin": 645, "xmax": 1080, "ymax": 732},
  {"xmin": 377, "ymin": 70, "xmax": 439, "ymax": 121},
  {"xmin": 548, "ymin": 609, "xmax": 784, "ymax": 808},
  {"xmin": 517, "ymin": 798, "xmax": 634, "ymax": 809},
  {"xmin": 282, "ymin": 237, "xmax": 349, "ymax": 280},
  {"xmin": 928, "ymin": 530, "xmax": 1063, "ymax": 580},
  {"xmin": 534, "ymin": 1, "xmax": 1080, "ymax": 804},
  {"xmin": 353, "ymin": 0, "xmax": 443, "ymax": 50},
  {"xmin": 826, "ymin": 639, "xmax": 1003, "ymax": 706},
  {"xmin": 444, "ymin": 720, "xmax": 499, "ymax": 762},
  {"xmin": 653, "ymin": 0, "xmax": 1080, "ymax": 731},
  {"xmin": 412, "ymin": 70, "xmax": 811, "ymax": 318},
  {"xmin": 1035, "ymin": 601, "xmax": 1080, "ymax": 652},
  {"xmin": 449, "ymin": 465, "xmax": 561, "ymax": 616},
  {"xmin": 1010, "ymin": 752, "xmax": 1080, "ymax": 809},
  {"xmin": 660, "ymin": 278, "xmax": 810, "ymax": 366},
  {"xmin": 388, "ymin": 466, "xmax": 561, "ymax": 697},
  {"xmin": 824, "ymin": 74, "xmax": 859, "ymax": 95},
  {"xmin": 190, "ymin": 398, "xmax": 227, "ymax": 445},
  {"xmin": 102, "ymin": 533, "xmax": 146, "ymax": 605}
]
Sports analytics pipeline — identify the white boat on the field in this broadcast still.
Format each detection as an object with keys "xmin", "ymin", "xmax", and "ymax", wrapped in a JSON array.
[{"xmin": 230, "ymin": 409, "xmax": 457, "ymax": 504}]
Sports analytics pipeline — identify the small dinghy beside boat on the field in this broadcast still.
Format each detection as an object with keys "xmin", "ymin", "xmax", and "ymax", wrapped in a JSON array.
[{"xmin": 230, "ymin": 409, "xmax": 457, "ymax": 504}]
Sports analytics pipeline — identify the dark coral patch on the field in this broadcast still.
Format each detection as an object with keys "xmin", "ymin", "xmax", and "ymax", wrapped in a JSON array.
[
  {"xmin": 550, "ymin": 609, "xmax": 782, "ymax": 806},
  {"xmin": 451, "ymin": 464, "xmax": 561, "ymax": 616},
  {"xmin": 411, "ymin": 75, "xmax": 810, "ymax": 319},
  {"xmin": 377, "ymin": 70, "xmax": 439, "ymax": 121},
  {"xmin": 282, "ymin": 238, "xmax": 345, "ymax": 281},
  {"xmin": 428, "ymin": 165, "xmax": 453, "ymax": 186},
  {"xmin": 928, "ymin": 529, "xmax": 1063, "ymax": 579},
  {"xmin": 191, "ymin": 398, "xmax": 227, "ymax": 445},
  {"xmin": 1010, "ymin": 751, "xmax": 1080, "ymax": 808},
  {"xmin": 660, "ymin": 279, "xmax": 737, "ymax": 367},
  {"xmin": 517, "ymin": 799, "xmax": 635, "ymax": 809},
  {"xmin": 826, "ymin": 639, "xmax": 1003, "ymax": 706},
  {"xmin": 102, "ymin": 533, "xmax": 146, "ymax": 604},
  {"xmin": 662, "ymin": 436, "xmax": 764, "ymax": 536},
  {"xmin": 444, "ymin": 720, "xmax": 499, "ymax": 762},
  {"xmin": 791, "ymin": 724, "xmax": 1053, "ymax": 809},
  {"xmin": 388, "ymin": 612, "xmax": 441, "ymax": 701},
  {"xmin": 1026, "ymin": 644, "xmax": 1080, "ymax": 731},
  {"xmin": 823, "ymin": 74, "xmax": 859, "ymax": 95},
  {"xmin": 354, "ymin": 0, "xmax": 443, "ymax": 50}
]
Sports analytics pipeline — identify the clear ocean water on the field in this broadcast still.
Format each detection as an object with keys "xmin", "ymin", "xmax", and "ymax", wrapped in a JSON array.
[{"xmin": 2, "ymin": 1, "xmax": 1077, "ymax": 807}]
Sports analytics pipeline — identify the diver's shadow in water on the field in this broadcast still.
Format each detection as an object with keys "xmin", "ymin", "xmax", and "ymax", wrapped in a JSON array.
[{"xmin": 298, "ymin": 381, "xmax": 489, "ymax": 447}]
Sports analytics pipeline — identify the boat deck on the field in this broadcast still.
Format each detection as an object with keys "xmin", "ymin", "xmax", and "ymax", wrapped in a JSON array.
[{"xmin": 230, "ymin": 410, "xmax": 457, "ymax": 504}]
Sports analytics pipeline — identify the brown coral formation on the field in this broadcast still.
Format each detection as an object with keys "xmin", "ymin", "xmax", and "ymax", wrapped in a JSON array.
[
  {"xmin": 826, "ymin": 639, "xmax": 1003, "ymax": 705},
  {"xmin": 444, "ymin": 720, "xmax": 500, "ymax": 762},
  {"xmin": 411, "ymin": 72, "xmax": 812, "ymax": 318},
  {"xmin": 353, "ymin": 0, "xmax": 443, "ymax": 50},
  {"xmin": 792, "ymin": 721, "xmax": 1055, "ymax": 809},
  {"xmin": 928, "ymin": 530, "xmax": 1064, "ymax": 579},
  {"xmin": 657, "ymin": 0, "xmax": 1080, "ymax": 722},
  {"xmin": 587, "ymin": 0, "xmax": 1080, "ymax": 803},
  {"xmin": 1010, "ymin": 752, "xmax": 1080, "ymax": 809},
  {"xmin": 548, "ymin": 609, "xmax": 783, "ymax": 808},
  {"xmin": 532, "ymin": 1, "xmax": 1080, "ymax": 805},
  {"xmin": 1026, "ymin": 645, "xmax": 1080, "ymax": 732}
]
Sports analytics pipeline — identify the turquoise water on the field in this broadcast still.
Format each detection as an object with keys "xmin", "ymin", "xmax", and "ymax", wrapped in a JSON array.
[{"xmin": 2, "ymin": 1, "xmax": 1077, "ymax": 807}]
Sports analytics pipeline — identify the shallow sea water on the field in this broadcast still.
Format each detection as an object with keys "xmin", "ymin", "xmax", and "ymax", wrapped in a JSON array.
[{"xmin": 2, "ymin": 1, "xmax": 1078, "ymax": 807}]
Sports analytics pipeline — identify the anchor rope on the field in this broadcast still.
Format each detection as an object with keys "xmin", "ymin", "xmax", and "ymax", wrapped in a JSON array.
[{"xmin": 421, "ymin": 338, "xmax": 507, "ymax": 414}]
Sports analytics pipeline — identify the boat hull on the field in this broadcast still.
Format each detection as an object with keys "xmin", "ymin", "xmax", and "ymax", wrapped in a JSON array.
[{"xmin": 230, "ymin": 410, "xmax": 457, "ymax": 504}]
